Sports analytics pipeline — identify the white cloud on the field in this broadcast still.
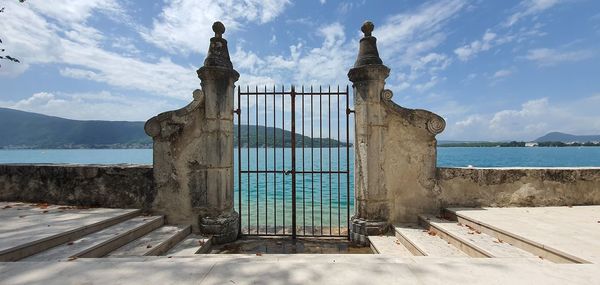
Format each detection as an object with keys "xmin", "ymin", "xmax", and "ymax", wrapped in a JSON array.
[
  {"xmin": 525, "ymin": 48, "xmax": 594, "ymax": 66},
  {"xmin": 0, "ymin": 2, "xmax": 197, "ymax": 100},
  {"xmin": 492, "ymin": 69, "xmax": 513, "ymax": 79},
  {"xmin": 445, "ymin": 96, "xmax": 600, "ymax": 141},
  {"xmin": 141, "ymin": 0, "xmax": 290, "ymax": 55},
  {"xmin": 506, "ymin": 0, "xmax": 562, "ymax": 27},
  {"xmin": 375, "ymin": 0, "xmax": 467, "ymax": 93},
  {"xmin": 0, "ymin": 91, "xmax": 178, "ymax": 121},
  {"xmin": 454, "ymin": 31, "xmax": 496, "ymax": 61}
]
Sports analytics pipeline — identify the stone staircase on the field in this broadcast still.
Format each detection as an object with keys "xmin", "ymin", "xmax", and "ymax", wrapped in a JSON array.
[
  {"xmin": 368, "ymin": 208, "xmax": 574, "ymax": 263},
  {"xmin": 1, "ymin": 209, "xmax": 210, "ymax": 262}
]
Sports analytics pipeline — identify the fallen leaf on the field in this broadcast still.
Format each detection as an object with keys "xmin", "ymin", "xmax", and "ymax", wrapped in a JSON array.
[
  {"xmin": 2, "ymin": 205, "xmax": 12, "ymax": 209},
  {"xmin": 68, "ymin": 257, "xmax": 78, "ymax": 261},
  {"xmin": 427, "ymin": 230, "xmax": 436, "ymax": 236},
  {"xmin": 42, "ymin": 210, "xmax": 49, "ymax": 213},
  {"xmin": 146, "ymin": 245, "xmax": 153, "ymax": 248},
  {"xmin": 256, "ymin": 252, "xmax": 262, "ymax": 256},
  {"xmin": 168, "ymin": 256, "xmax": 173, "ymax": 258},
  {"xmin": 67, "ymin": 242, "xmax": 74, "ymax": 245},
  {"xmin": 19, "ymin": 215, "xmax": 26, "ymax": 218},
  {"xmin": 198, "ymin": 240, "xmax": 206, "ymax": 246}
]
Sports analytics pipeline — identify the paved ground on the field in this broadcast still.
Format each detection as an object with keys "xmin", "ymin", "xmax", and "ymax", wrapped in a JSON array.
[
  {"xmin": 1, "ymin": 256, "xmax": 598, "ymax": 285},
  {"xmin": 0, "ymin": 202, "xmax": 138, "ymax": 255},
  {"xmin": 450, "ymin": 206, "xmax": 600, "ymax": 263},
  {"xmin": 2, "ymin": 203, "xmax": 600, "ymax": 284}
]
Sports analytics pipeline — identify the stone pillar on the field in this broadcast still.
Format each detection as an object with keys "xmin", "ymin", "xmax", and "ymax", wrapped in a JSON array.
[
  {"xmin": 348, "ymin": 22, "xmax": 446, "ymax": 245},
  {"xmin": 145, "ymin": 22, "xmax": 239, "ymax": 244},
  {"xmin": 348, "ymin": 22, "xmax": 391, "ymax": 244}
]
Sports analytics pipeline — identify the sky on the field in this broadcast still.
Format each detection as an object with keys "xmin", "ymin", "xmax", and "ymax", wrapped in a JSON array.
[{"xmin": 0, "ymin": 0, "xmax": 599, "ymax": 141}]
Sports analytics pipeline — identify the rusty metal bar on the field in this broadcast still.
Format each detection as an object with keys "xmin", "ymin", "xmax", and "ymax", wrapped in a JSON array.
[
  {"xmin": 282, "ymin": 84, "xmax": 286, "ymax": 235},
  {"xmin": 264, "ymin": 85, "xmax": 268, "ymax": 235},
  {"xmin": 346, "ymin": 85, "xmax": 351, "ymax": 239},
  {"xmin": 310, "ymin": 85, "xmax": 315, "ymax": 236},
  {"xmin": 319, "ymin": 86, "xmax": 323, "ymax": 231},
  {"xmin": 337, "ymin": 85, "xmax": 341, "ymax": 234},
  {"xmin": 246, "ymin": 86, "xmax": 250, "ymax": 235},
  {"xmin": 255, "ymin": 85, "xmax": 259, "ymax": 234},
  {"xmin": 290, "ymin": 85, "xmax": 297, "ymax": 239},
  {"xmin": 237, "ymin": 86, "xmax": 242, "ymax": 236},
  {"xmin": 301, "ymin": 85, "xmax": 306, "ymax": 236},
  {"xmin": 273, "ymin": 85, "xmax": 277, "ymax": 234},
  {"xmin": 328, "ymin": 85, "xmax": 332, "ymax": 235}
]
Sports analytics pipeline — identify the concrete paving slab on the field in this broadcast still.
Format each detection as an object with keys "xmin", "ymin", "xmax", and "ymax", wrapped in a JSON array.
[
  {"xmin": 420, "ymin": 215, "xmax": 537, "ymax": 258},
  {"xmin": 165, "ymin": 234, "xmax": 211, "ymax": 256},
  {"xmin": 395, "ymin": 224, "xmax": 468, "ymax": 257},
  {"xmin": 448, "ymin": 206, "xmax": 600, "ymax": 263},
  {"xmin": 0, "ymin": 256, "xmax": 598, "ymax": 285},
  {"xmin": 0, "ymin": 202, "xmax": 140, "ymax": 261},
  {"xmin": 24, "ymin": 216, "xmax": 163, "ymax": 261},
  {"xmin": 368, "ymin": 236, "xmax": 413, "ymax": 256}
]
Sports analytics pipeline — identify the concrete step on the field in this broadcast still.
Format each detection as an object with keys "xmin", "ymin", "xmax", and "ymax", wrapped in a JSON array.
[
  {"xmin": 0, "ymin": 207, "xmax": 141, "ymax": 262},
  {"xmin": 368, "ymin": 235, "xmax": 413, "ymax": 256},
  {"xmin": 165, "ymin": 235, "xmax": 212, "ymax": 256},
  {"xmin": 23, "ymin": 215, "xmax": 164, "ymax": 261},
  {"xmin": 418, "ymin": 214, "xmax": 538, "ymax": 259},
  {"xmin": 107, "ymin": 225, "xmax": 192, "ymax": 257},
  {"xmin": 444, "ymin": 208, "xmax": 587, "ymax": 263},
  {"xmin": 394, "ymin": 224, "xmax": 468, "ymax": 257}
]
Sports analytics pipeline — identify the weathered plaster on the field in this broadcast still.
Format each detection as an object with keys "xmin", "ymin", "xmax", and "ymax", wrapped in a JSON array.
[
  {"xmin": 438, "ymin": 168, "xmax": 600, "ymax": 207},
  {"xmin": 0, "ymin": 164, "xmax": 154, "ymax": 209}
]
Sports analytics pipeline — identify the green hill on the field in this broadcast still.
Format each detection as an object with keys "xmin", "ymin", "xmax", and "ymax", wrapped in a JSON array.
[
  {"xmin": 534, "ymin": 132, "xmax": 600, "ymax": 143},
  {"xmin": 0, "ymin": 108, "xmax": 350, "ymax": 149},
  {"xmin": 0, "ymin": 108, "xmax": 151, "ymax": 149},
  {"xmin": 235, "ymin": 125, "xmax": 350, "ymax": 148}
]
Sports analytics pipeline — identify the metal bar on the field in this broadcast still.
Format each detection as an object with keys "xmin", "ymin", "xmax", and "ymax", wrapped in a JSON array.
[
  {"xmin": 273, "ymin": 85, "xmax": 277, "ymax": 234},
  {"xmin": 310, "ymin": 85, "xmax": 315, "ymax": 236},
  {"xmin": 282, "ymin": 84, "xmax": 286, "ymax": 235},
  {"xmin": 301, "ymin": 85, "xmax": 306, "ymax": 236},
  {"xmin": 237, "ymin": 86, "xmax": 242, "ymax": 236},
  {"xmin": 255, "ymin": 86, "xmax": 259, "ymax": 235},
  {"xmin": 247, "ymin": 86, "xmax": 250, "ymax": 235},
  {"xmin": 319, "ymin": 86, "xmax": 323, "ymax": 232},
  {"xmin": 239, "ymin": 92, "xmax": 349, "ymax": 96},
  {"xmin": 290, "ymin": 85, "xmax": 297, "ymax": 239},
  {"xmin": 241, "ymin": 170, "xmax": 348, "ymax": 174},
  {"xmin": 264, "ymin": 85, "xmax": 268, "ymax": 235},
  {"xmin": 328, "ymin": 85, "xmax": 332, "ymax": 235},
  {"xmin": 337, "ymin": 85, "xmax": 341, "ymax": 235},
  {"xmin": 346, "ymin": 85, "xmax": 350, "ymax": 239}
]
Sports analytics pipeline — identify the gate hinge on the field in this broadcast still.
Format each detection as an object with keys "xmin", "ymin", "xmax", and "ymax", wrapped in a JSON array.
[
  {"xmin": 233, "ymin": 108, "xmax": 241, "ymax": 115},
  {"xmin": 346, "ymin": 108, "xmax": 355, "ymax": 115}
]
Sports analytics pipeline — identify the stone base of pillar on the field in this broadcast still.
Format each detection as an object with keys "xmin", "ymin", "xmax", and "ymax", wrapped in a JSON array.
[
  {"xmin": 350, "ymin": 217, "xmax": 389, "ymax": 246},
  {"xmin": 199, "ymin": 212, "xmax": 239, "ymax": 245}
]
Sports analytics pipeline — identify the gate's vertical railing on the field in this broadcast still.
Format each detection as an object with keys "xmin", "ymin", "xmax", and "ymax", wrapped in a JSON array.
[{"xmin": 236, "ymin": 85, "xmax": 352, "ymax": 238}]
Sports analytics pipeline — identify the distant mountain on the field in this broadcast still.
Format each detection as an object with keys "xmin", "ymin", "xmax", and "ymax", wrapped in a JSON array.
[
  {"xmin": 0, "ymin": 108, "xmax": 152, "ymax": 149},
  {"xmin": 0, "ymin": 108, "xmax": 349, "ymax": 149},
  {"xmin": 235, "ymin": 125, "xmax": 350, "ymax": 148},
  {"xmin": 534, "ymin": 132, "xmax": 600, "ymax": 143}
]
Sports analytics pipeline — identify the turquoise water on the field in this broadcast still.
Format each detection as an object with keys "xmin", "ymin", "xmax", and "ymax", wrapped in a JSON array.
[
  {"xmin": 2, "ymin": 147, "xmax": 599, "ymax": 233},
  {"xmin": 2, "ymin": 147, "xmax": 599, "ymax": 167}
]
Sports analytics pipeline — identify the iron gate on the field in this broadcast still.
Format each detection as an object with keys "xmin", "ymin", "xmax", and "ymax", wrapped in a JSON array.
[{"xmin": 235, "ymin": 85, "xmax": 353, "ymax": 238}]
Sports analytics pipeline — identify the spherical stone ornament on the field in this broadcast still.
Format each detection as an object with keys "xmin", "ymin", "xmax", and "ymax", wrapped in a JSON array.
[
  {"xmin": 361, "ymin": 21, "xmax": 374, "ymax": 37},
  {"xmin": 426, "ymin": 117, "xmax": 446, "ymax": 135},
  {"xmin": 212, "ymin": 21, "xmax": 225, "ymax": 37}
]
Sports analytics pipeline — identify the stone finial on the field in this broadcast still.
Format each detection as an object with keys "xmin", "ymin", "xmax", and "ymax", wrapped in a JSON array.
[
  {"xmin": 212, "ymin": 21, "xmax": 225, "ymax": 38},
  {"xmin": 361, "ymin": 21, "xmax": 374, "ymax": 37},
  {"xmin": 351, "ymin": 20, "xmax": 383, "ymax": 68},
  {"xmin": 202, "ymin": 21, "xmax": 234, "ymax": 69}
]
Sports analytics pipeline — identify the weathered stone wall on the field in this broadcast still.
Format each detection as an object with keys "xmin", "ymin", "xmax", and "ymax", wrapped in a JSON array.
[
  {"xmin": 438, "ymin": 167, "xmax": 600, "ymax": 207},
  {"xmin": 0, "ymin": 164, "xmax": 154, "ymax": 209}
]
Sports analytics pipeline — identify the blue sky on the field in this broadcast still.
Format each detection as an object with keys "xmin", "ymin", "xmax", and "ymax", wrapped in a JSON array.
[{"xmin": 1, "ymin": 0, "xmax": 599, "ymax": 141}]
